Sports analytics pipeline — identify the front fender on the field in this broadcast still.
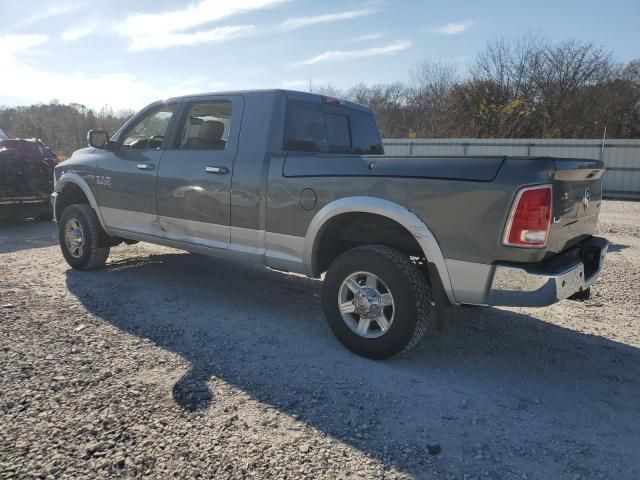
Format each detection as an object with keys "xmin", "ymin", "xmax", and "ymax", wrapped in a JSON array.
[{"xmin": 54, "ymin": 172, "xmax": 111, "ymax": 234}]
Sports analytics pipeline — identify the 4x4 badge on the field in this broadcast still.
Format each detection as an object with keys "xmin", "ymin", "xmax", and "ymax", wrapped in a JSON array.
[{"xmin": 96, "ymin": 175, "xmax": 112, "ymax": 189}]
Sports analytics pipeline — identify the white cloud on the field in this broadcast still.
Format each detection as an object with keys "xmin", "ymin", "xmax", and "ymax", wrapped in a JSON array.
[
  {"xmin": 432, "ymin": 20, "xmax": 473, "ymax": 35},
  {"xmin": 61, "ymin": 24, "xmax": 97, "ymax": 42},
  {"xmin": 2, "ymin": 34, "xmax": 49, "ymax": 54},
  {"xmin": 115, "ymin": 0, "xmax": 288, "ymax": 51},
  {"xmin": 293, "ymin": 40, "xmax": 412, "ymax": 67},
  {"xmin": 279, "ymin": 9, "xmax": 374, "ymax": 32},
  {"xmin": 129, "ymin": 25, "xmax": 257, "ymax": 51},
  {"xmin": 0, "ymin": 34, "xmax": 192, "ymax": 110},
  {"xmin": 14, "ymin": 3, "xmax": 82, "ymax": 29},
  {"xmin": 349, "ymin": 33, "xmax": 385, "ymax": 42}
]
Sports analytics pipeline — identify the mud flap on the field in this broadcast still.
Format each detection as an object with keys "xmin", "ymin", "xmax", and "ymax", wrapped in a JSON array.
[{"xmin": 425, "ymin": 261, "xmax": 453, "ymax": 330}]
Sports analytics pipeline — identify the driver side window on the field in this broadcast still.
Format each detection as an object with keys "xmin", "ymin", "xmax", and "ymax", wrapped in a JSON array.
[{"xmin": 122, "ymin": 106, "xmax": 176, "ymax": 150}]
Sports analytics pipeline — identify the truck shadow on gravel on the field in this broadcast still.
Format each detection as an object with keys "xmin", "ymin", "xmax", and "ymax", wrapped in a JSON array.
[
  {"xmin": 607, "ymin": 242, "xmax": 629, "ymax": 253},
  {"xmin": 65, "ymin": 250, "xmax": 640, "ymax": 478}
]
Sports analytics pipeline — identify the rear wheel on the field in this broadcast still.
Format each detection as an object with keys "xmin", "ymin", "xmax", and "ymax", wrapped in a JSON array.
[
  {"xmin": 322, "ymin": 245, "xmax": 436, "ymax": 359},
  {"xmin": 59, "ymin": 204, "xmax": 110, "ymax": 270}
]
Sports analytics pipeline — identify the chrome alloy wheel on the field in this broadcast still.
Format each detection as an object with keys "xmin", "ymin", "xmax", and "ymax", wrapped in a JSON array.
[
  {"xmin": 64, "ymin": 218, "xmax": 85, "ymax": 259},
  {"xmin": 338, "ymin": 271, "xmax": 395, "ymax": 339}
]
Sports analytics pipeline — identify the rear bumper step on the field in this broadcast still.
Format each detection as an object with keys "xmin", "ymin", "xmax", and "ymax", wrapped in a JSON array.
[{"xmin": 487, "ymin": 236, "xmax": 608, "ymax": 307}]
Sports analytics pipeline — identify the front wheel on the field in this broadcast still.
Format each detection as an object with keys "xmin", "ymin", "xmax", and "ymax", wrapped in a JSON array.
[
  {"xmin": 322, "ymin": 245, "xmax": 436, "ymax": 359},
  {"xmin": 59, "ymin": 204, "xmax": 110, "ymax": 270}
]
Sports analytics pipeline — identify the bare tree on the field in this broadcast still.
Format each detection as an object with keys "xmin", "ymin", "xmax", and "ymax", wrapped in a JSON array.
[
  {"xmin": 346, "ymin": 83, "xmax": 409, "ymax": 137},
  {"xmin": 405, "ymin": 61, "xmax": 459, "ymax": 137},
  {"xmin": 534, "ymin": 40, "xmax": 613, "ymax": 136},
  {"xmin": 0, "ymin": 103, "xmax": 132, "ymax": 157},
  {"xmin": 468, "ymin": 36, "xmax": 543, "ymax": 137}
]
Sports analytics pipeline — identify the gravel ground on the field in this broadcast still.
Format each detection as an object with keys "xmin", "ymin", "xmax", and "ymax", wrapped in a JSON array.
[{"xmin": 1, "ymin": 200, "xmax": 639, "ymax": 479}]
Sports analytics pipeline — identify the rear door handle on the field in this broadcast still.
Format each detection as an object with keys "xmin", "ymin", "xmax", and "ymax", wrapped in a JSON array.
[
  {"xmin": 137, "ymin": 163, "xmax": 155, "ymax": 170},
  {"xmin": 205, "ymin": 166, "xmax": 229, "ymax": 174}
]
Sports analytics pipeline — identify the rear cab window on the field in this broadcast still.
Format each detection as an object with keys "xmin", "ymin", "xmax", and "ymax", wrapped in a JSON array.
[{"xmin": 283, "ymin": 99, "xmax": 383, "ymax": 155}]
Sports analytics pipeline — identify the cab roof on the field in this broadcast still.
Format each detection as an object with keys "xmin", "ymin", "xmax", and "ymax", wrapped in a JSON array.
[{"xmin": 164, "ymin": 89, "xmax": 371, "ymax": 113}]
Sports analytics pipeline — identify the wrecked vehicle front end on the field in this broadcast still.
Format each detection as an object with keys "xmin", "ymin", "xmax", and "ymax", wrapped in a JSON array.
[{"xmin": 0, "ymin": 139, "xmax": 56, "ymax": 221}]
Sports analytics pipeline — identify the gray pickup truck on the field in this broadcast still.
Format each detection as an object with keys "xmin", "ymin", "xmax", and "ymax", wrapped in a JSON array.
[{"xmin": 52, "ymin": 90, "xmax": 608, "ymax": 358}]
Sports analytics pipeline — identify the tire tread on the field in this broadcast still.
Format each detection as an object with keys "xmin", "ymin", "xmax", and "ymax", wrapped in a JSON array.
[
  {"xmin": 59, "ymin": 204, "xmax": 110, "ymax": 270},
  {"xmin": 324, "ymin": 244, "xmax": 435, "ymax": 358},
  {"xmin": 360, "ymin": 245, "xmax": 433, "ymax": 353}
]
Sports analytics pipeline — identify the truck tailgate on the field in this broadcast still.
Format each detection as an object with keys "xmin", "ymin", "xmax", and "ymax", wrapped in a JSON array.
[{"xmin": 547, "ymin": 158, "xmax": 605, "ymax": 255}]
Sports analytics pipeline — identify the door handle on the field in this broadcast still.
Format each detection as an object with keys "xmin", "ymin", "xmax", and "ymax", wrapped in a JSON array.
[
  {"xmin": 205, "ymin": 166, "xmax": 229, "ymax": 174},
  {"xmin": 137, "ymin": 163, "xmax": 155, "ymax": 170}
]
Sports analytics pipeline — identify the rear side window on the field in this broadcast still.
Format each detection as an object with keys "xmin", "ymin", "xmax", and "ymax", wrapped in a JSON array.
[
  {"xmin": 349, "ymin": 110, "xmax": 384, "ymax": 155},
  {"xmin": 325, "ymin": 114, "xmax": 351, "ymax": 149},
  {"xmin": 284, "ymin": 101, "xmax": 383, "ymax": 155},
  {"xmin": 176, "ymin": 100, "xmax": 232, "ymax": 150}
]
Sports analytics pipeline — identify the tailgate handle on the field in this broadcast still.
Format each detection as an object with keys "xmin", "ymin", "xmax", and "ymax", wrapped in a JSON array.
[{"xmin": 205, "ymin": 166, "xmax": 229, "ymax": 175}]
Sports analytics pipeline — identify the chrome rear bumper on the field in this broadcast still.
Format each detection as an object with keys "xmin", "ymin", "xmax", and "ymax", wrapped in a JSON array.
[{"xmin": 487, "ymin": 236, "xmax": 608, "ymax": 307}]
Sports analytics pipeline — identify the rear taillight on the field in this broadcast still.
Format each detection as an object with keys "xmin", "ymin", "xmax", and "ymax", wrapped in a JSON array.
[{"xmin": 503, "ymin": 185, "xmax": 552, "ymax": 247}]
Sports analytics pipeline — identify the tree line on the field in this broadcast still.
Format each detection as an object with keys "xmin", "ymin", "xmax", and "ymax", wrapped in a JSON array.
[
  {"xmin": 0, "ymin": 103, "xmax": 135, "ymax": 158},
  {"xmin": 325, "ymin": 37, "xmax": 640, "ymax": 140},
  {"xmin": 1, "ymin": 36, "xmax": 638, "ymax": 157}
]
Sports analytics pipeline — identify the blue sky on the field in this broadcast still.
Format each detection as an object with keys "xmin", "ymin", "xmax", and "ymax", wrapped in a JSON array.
[{"xmin": 1, "ymin": 0, "xmax": 638, "ymax": 110}]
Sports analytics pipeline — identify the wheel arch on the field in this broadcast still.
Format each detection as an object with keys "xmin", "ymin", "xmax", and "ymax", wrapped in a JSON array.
[
  {"xmin": 54, "ymin": 173, "xmax": 110, "ymax": 234},
  {"xmin": 304, "ymin": 196, "xmax": 456, "ymax": 304}
]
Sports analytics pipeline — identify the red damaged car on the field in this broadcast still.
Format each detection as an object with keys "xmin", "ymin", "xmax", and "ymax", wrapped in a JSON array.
[{"xmin": 0, "ymin": 138, "xmax": 58, "ymax": 221}]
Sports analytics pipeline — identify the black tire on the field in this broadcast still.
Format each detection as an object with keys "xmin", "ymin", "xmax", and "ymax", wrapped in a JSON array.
[
  {"xmin": 59, "ymin": 204, "xmax": 110, "ymax": 270},
  {"xmin": 322, "ymin": 245, "xmax": 435, "ymax": 359}
]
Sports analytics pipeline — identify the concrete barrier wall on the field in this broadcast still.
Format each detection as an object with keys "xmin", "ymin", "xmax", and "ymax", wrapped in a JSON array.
[{"xmin": 383, "ymin": 139, "xmax": 640, "ymax": 199}]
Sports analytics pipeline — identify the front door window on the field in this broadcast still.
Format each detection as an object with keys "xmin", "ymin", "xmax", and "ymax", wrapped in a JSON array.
[{"xmin": 122, "ymin": 107, "xmax": 175, "ymax": 150}]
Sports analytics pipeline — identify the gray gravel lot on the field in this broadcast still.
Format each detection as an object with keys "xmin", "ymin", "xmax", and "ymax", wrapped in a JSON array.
[{"xmin": 1, "ymin": 200, "xmax": 639, "ymax": 479}]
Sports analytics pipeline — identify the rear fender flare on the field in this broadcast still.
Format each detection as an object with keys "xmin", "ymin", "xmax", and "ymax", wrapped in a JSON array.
[{"xmin": 303, "ymin": 196, "xmax": 456, "ymax": 305}]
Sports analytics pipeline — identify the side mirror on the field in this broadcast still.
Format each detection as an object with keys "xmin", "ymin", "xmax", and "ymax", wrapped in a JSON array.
[{"xmin": 87, "ymin": 130, "xmax": 110, "ymax": 149}]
